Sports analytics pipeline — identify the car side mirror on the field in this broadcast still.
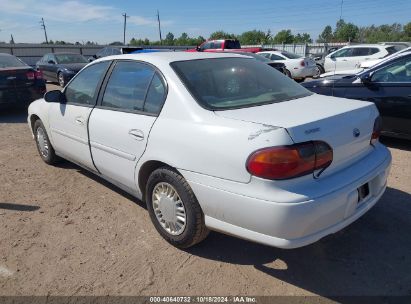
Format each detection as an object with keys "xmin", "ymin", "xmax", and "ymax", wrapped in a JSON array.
[
  {"xmin": 44, "ymin": 90, "xmax": 65, "ymax": 103},
  {"xmin": 48, "ymin": 60, "xmax": 56, "ymax": 64},
  {"xmin": 361, "ymin": 72, "xmax": 374, "ymax": 84}
]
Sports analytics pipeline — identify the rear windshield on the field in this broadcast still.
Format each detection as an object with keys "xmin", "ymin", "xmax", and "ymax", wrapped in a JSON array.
[
  {"xmin": 171, "ymin": 57, "xmax": 312, "ymax": 110},
  {"xmin": 55, "ymin": 54, "xmax": 88, "ymax": 64},
  {"xmin": 281, "ymin": 51, "xmax": 302, "ymax": 59},
  {"xmin": 0, "ymin": 55, "xmax": 27, "ymax": 68}
]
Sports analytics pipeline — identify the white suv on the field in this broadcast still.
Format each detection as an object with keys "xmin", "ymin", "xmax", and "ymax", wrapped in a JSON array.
[{"xmin": 324, "ymin": 44, "xmax": 397, "ymax": 73}]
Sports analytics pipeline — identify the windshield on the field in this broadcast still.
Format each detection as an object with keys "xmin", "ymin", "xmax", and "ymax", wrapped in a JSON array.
[
  {"xmin": 281, "ymin": 51, "xmax": 302, "ymax": 59},
  {"xmin": 0, "ymin": 55, "xmax": 27, "ymax": 68},
  {"xmin": 55, "ymin": 54, "xmax": 88, "ymax": 64},
  {"xmin": 171, "ymin": 57, "xmax": 312, "ymax": 110}
]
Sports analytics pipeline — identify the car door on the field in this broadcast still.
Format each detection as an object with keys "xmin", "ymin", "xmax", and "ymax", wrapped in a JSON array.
[
  {"xmin": 88, "ymin": 60, "xmax": 167, "ymax": 191},
  {"xmin": 368, "ymin": 55, "xmax": 411, "ymax": 138},
  {"xmin": 48, "ymin": 61, "xmax": 111, "ymax": 170},
  {"xmin": 324, "ymin": 48, "xmax": 354, "ymax": 72},
  {"xmin": 47, "ymin": 54, "xmax": 59, "ymax": 81},
  {"xmin": 39, "ymin": 54, "xmax": 52, "ymax": 80}
]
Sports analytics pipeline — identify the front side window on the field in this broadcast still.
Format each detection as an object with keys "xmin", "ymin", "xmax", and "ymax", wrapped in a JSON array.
[
  {"xmin": 201, "ymin": 42, "xmax": 212, "ymax": 50},
  {"xmin": 65, "ymin": 61, "xmax": 110, "ymax": 105},
  {"xmin": 171, "ymin": 57, "xmax": 312, "ymax": 110},
  {"xmin": 371, "ymin": 56, "xmax": 411, "ymax": 83},
  {"xmin": 101, "ymin": 61, "xmax": 156, "ymax": 112},
  {"xmin": 332, "ymin": 48, "xmax": 353, "ymax": 58}
]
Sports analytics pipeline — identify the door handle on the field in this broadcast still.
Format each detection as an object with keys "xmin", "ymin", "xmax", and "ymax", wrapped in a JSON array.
[
  {"xmin": 75, "ymin": 117, "xmax": 85, "ymax": 125},
  {"xmin": 128, "ymin": 129, "xmax": 144, "ymax": 141}
]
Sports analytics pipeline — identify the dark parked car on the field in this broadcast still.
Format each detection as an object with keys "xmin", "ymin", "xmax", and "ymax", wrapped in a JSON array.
[
  {"xmin": 302, "ymin": 51, "xmax": 411, "ymax": 140},
  {"xmin": 36, "ymin": 53, "xmax": 88, "ymax": 87},
  {"xmin": 227, "ymin": 52, "xmax": 287, "ymax": 75},
  {"xmin": 0, "ymin": 53, "xmax": 46, "ymax": 110}
]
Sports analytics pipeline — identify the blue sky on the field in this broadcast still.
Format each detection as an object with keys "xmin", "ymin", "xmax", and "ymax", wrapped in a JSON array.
[{"xmin": 0, "ymin": 0, "xmax": 410, "ymax": 44}]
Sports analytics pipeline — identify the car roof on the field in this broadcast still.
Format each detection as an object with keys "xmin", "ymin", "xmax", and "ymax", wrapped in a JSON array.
[
  {"xmin": 0, "ymin": 53, "xmax": 15, "ymax": 57},
  {"xmin": 93, "ymin": 51, "xmax": 253, "ymax": 65},
  {"xmin": 341, "ymin": 44, "xmax": 392, "ymax": 49}
]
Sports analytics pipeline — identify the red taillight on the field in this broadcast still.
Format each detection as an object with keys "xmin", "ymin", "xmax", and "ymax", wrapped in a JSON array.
[
  {"xmin": 35, "ymin": 70, "xmax": 43, "ymax": 79},
  {"xmin": 371, "ymin": 116, "xmax": 382, "ymax": 145},
  {"xmin": 300, "ymin": 60, "xmax": 305, "ymax": 67},
  {"xmin": 26, "ymin": 71, "xmax": 35, "ymax": 80},
  {"xmin": 26, "ymin": 70, "xmax": 42, "ymax": 80},
  {"xmin": 246, "ymin": 141, "xmax": 333, "ymax": 180}
]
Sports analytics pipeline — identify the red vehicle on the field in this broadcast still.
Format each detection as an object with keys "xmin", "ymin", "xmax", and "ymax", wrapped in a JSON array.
[{"xmin": 188, "ymin": 39, "xmax": 263, "ymax": 53}]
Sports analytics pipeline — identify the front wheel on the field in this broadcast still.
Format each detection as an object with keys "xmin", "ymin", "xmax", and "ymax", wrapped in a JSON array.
[
  {"xmin": 33, "ymin": 120, "xmax": 59, "ymax": 165},
  {"xmin": 146, "ymin": 167, "xmax": 209, "ymax": 248},
  {"xmin": 284, "ymin": 69, "xmax": 292, "ymax": 78},
  {"xmin": 58, "ymin": 72, "xmax": 66, "ymax": 87}
]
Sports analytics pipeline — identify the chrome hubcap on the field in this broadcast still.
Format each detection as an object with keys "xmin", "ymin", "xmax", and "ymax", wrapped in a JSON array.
[
  {"xmin": 152, "ymin": 182, "xmax": 186, "ymax": 235},
  {"xmin": 58, "ymin": 74, "xmax": 64, "ymax": 86},
  {"xmin": 36, "ymin": 127, "xmax": 49, "ymax": 158}
]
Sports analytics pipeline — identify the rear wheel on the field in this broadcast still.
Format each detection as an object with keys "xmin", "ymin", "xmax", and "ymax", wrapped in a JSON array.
[
  {"xmin": 284, "ymin": 69, "xmax": 292, "ymax": 78},
  {"xmin": 58, "ymin": 72, "xmax": 66, "ymax": 87},
  {"xmin": 33, "ymin": 120, "xmax": 58, "ymax": 165},
  {"xmin": 146, "ymin": 167, "xmax": 209, "ymax": 248},
  {"xmin": 295, "ymin": 78, "xmax": 305, "ymax": 83}
]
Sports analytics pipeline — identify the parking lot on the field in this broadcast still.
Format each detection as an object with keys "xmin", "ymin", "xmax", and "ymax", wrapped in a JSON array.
[{"xmin": 0, "ymin": 83, "xmax": 410, "ymax": 298}]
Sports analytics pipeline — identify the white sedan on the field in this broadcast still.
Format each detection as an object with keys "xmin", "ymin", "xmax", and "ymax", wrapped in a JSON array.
[
  {"xmin": 28, "ymin": 52, "xmax": 391, "ymax": 249},
  {"xmin": 257, "ymin": 50, "xmax": 317, "ymax": 81}
]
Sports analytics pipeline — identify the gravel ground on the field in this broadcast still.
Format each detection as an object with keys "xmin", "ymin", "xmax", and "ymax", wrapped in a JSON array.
[{"xmin": 0, "ymin": 83, "xmax": 410, "ymax": 297}]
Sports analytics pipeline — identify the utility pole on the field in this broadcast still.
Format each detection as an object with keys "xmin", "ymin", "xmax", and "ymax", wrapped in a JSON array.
[
  {"xmin": 10, "ymin": 34, "xmax": 15, "ymax": 44},
  {"xmin": 157, "ymin": 10, "xmax": 162, "ymax": 44},
  {"xmin": 40, "ymin": 18, "xmax": 48, "ymax": 44},
  {"xmin": 339, "ymin": 0, "xmax": 344, "ymax": 21},
  {"xmin": 122, "ymin": 13, "xmax": 130, "ymax": 45}
]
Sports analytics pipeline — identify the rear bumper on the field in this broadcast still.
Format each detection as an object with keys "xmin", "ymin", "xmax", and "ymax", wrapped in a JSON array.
[
  {"xmin": 185, "ymin": 144, "xmax": 391, "ymax": 248},
  {"xmin": 0, "ymin": 85, "xmax": 45, "ymax": 109}
]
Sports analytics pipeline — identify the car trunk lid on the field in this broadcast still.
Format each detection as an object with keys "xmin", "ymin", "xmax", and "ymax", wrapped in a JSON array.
[{"xmin": 215, "ymin": 93, "xmax": 378, "ymax": 177}]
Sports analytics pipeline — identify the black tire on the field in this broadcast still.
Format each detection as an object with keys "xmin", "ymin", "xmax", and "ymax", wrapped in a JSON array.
[
  {"xmin": 314, "ymin": 64, "xmax": 324, "ymax": 77},
  {"xmin": 33, "ymin": 120, "xmax": 59, "ymax": 165},
  {"xmin": 58, "ymin": 72, "xmax": 66, "ymax": 87},
  {"xmin": 295, "ymin": 78, "xmax": 305, "ymax": 83},
  {"xmin": 146, "ymin": 167, "xmax": 209, "ymax": 248},
  {"xmin": 284, "ymin": 69, "xmax": 292, "ymax": 78}
]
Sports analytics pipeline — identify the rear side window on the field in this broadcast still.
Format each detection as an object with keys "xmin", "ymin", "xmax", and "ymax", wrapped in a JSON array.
[
  {"xmin": 225, "ymin": 40, "xmax": 241, "ymax": 49},
  {"xmin": 101, "ymin": 61, "xmax": 166, "ymax": 114},
  {"xmin": 144, "ymin": 73, "xmax": 166, "ymax": 114},
  {"xmin": 270, "ymin": 54, "xmax": 285, "ymax": 60},
  {"xmin": 386, "ymin": 46, "xmax": 398, "ymax": 55},
  {"xmin": 65, "ymin": 61, "xmax": 110, "ymax": 105},
  {"xmin": 171, "ymin": 57, "xmax": 311, "ymax": 110},
  {"xmin": 352, "ymin": 48, "xmax": 378, "ymax": 56}
]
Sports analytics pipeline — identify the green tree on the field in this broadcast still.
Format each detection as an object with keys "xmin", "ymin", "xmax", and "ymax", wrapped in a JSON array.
[
  {"xmin": 317, "ymin": 25, "xmax": 333, "ymax": 43},
  {"xmin": 404, "ymin": 22, "xmax": 411, "ymax": 40},
  {"xmin": 272, "ymin": 30, "xmax": 294, "ymax": 44},
  {"xmin": 238, "ymin": 30, "xmax": 270, "ymax": 45},
  {"xmin": 164, "ymin": 32, "xmax": 175, "ymax": 45},
  {"xmin": 293, "ymin": 33, "xmax": 312, "ymax": 43},
  {"xmin": 334, "ymin": 19, "xmax": 359, "ymax": 42},
  {"xmin": 209, "ymin": 31, "xmax": 237, "ymax": 40}
]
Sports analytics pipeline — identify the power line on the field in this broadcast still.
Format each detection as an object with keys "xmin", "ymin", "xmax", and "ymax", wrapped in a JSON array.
[
  {"xmin": 122, "ymin": 13, "xmax": 130, "ymax": 45},
  {"xmin": 157, "ymin": 10, "xmax": 162, "ymax": 44},
  {"xmin": 40, "ymin": 18, "xmax": 48, "ymax": 44}
]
